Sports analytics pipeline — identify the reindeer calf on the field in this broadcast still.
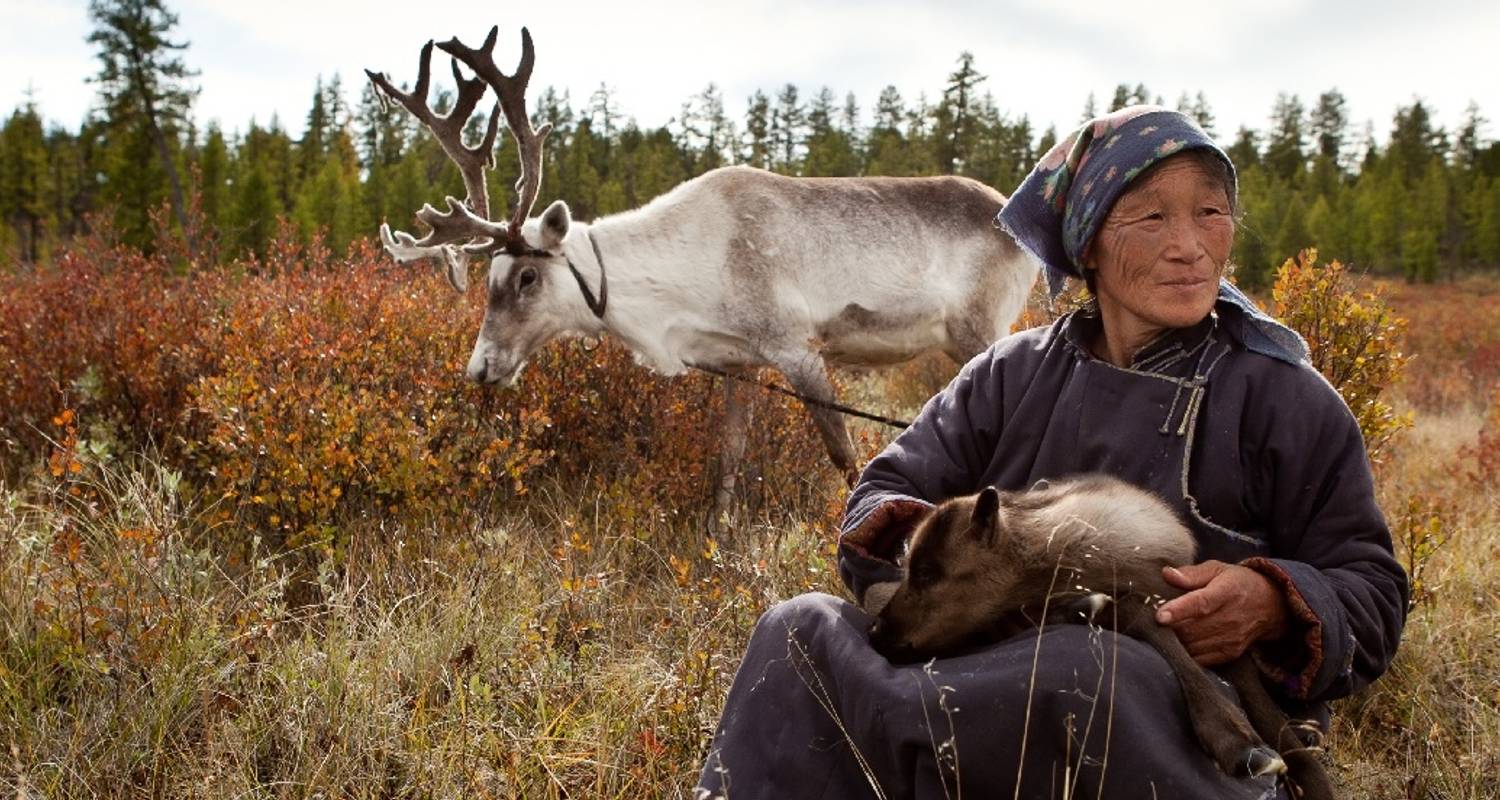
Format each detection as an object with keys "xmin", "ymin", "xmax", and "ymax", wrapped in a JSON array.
[{"xmin": 868, "ymin": 475, "xmax": 1334, "ymax": 799}]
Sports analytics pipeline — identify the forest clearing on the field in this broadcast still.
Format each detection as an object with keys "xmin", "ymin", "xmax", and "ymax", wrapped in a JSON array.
[
  {"xmin": 4, "ymin": 2, "xmax": 1500, "ymax": 797},
  {"xmin": 3, "ymin": 244, "xmax": 1498, "ymax": 797}
]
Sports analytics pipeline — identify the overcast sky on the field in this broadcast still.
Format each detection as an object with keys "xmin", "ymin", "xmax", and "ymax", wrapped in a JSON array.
[{"xmin": 4, "ymin": 0, "xmax": 1497, "ymax": 150}]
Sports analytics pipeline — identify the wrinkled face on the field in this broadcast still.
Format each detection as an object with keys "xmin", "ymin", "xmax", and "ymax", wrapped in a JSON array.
[
  {"xmin": 1085, "ymin": 155, "xmax": 1235, "ymax": 342},
  {"xmin": 870, "ymin": 490, "xmax": 1014, "ymax": 662},
  {"xmin": 465, "ymin": 251, "xmax": 571, "ymax": 385}
]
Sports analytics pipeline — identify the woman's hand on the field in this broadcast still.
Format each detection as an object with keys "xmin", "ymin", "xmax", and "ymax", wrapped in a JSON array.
[{"xmin": 1154, "ymin": 560, "xmax": 1289, "ymax": 667}]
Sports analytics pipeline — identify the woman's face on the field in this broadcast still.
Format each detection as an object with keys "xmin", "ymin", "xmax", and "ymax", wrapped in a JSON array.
[{"xmin": 1085, "ymin": 155, "xmax": 1235, "ymax": 341}]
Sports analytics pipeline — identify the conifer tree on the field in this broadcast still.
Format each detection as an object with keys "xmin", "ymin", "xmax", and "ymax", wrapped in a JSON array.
[
  {"xmin": 743, "ymin": 90, "xmax": 772, "ymax": 171},
  {"xmin": 771, "ymin": 84, "xmax": 804, "ymax": 173},
  {"xmin": 1310, "ymin": 89, "xmax": 1349, "ymax": 165},
  {"xmin": 1264, "ymin": 93, "xmax": 1307, "ymax": 182},
  {"xmin": 865, "ymin": 86, "xmax": 910, "ymax": 176},
  {"xmin": 0, "ymin": 104, "xmax": 49, "ymax": 263},
  {"xmin": 87, "ymin": 0, "xmax": 198, "ymax": 255},
  {"xmin": 934, "ymin": 51, "xmax": 986, "ymax": 174}
]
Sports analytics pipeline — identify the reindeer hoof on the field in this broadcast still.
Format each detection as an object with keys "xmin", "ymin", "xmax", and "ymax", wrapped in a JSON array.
[
  {"xmin": 1239, "ymin": 746, "xmax": 1286, "ymax": 778},
  {"xmin": 1081, "ymin": 592, "xmax": 1112, "ymax": 621}
]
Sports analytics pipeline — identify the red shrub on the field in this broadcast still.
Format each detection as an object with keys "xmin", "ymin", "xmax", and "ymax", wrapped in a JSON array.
[{"xmin": 3, "ymin": 236, "xmax": 835, "ymax": 548}]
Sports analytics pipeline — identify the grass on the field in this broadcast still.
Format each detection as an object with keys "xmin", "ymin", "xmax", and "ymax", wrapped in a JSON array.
[{"xmin": 2, "ymin": 279, "xmax": 1499, "ymax": 798}]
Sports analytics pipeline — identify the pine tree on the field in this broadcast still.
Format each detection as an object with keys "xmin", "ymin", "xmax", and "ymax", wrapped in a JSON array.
[
  {"xmin": 196, "ymin": 123, "xmax": 230, "ymax": 238},
  {"xmin": 742, "ymin": 90, "xmax": 772, "ymax": 171},
  {"xmin": 1035, "ymin": 125, "xmax": 1058, "ymax": 160},
  {"xmin": 771, "ymin": 84, "xmax": 804, "ymax": 174},
  {"xmin": 1264, "ymin": 93, "xmax": 1307, "ymax": 183},
  {"xmin": 803, "ymin": 87, "xmax": 857, "ymax": 177},
  {"xmin": 866, "ymin": 86, "xmax": 910, "ymax": 176},
  {"xmin": 1389, "ymin": 100, "xmax": 1447, "ymax": 183},
  {"xmin": 1227, "ymin": 126, "xmax": 1260, "ymax": 171},
  {"xmin": 87, "ymin": 0, "xmax": 198, "ymax": 256},
  {"xmin": 1309, "ymin": 89, "xmax": 1349, "ymax": 166},
  {"xmin": 1190, "ymin": 92, "xmax": 1216, "ymax": 137},
  {"xmin": 1080, "ymin": 92, "xmax": 1097, "ymax": 122},
  {"xmin": 0, "ymin": 103, "xmax": 49, "ymax": 263},
  {"xmin": 934, "ymin": 52, "xmax": 986, "ymax": 174}
]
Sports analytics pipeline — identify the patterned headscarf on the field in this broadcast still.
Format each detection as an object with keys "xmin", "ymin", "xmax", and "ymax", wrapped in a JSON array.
[{"xmin": 995, "ymin": 105, "xmax": 1308, "ymax": 365}]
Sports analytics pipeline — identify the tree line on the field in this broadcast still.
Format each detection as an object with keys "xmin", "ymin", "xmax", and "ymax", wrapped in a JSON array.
[{"xmin": 2, "ymin": 0, "xmax": 1498, "ymax": 287}]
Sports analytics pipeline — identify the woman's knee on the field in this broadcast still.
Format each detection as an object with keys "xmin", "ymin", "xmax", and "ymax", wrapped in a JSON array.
[
  {"xmin": 1025, "ymin": 625, "xmax": 1182, "ymax": 704},
  {"xmin": 756, "ymin": 592, "xmax": 860, "ymax": 636}
]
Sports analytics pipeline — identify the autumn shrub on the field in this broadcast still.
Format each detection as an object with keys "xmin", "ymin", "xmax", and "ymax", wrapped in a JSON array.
[
  {"xmin": 1272, "ymin": 249, "xmax": 1413, "ymax": 463},
  {"xmin": 180, "ymin": 247, "xmax": 551, "ymax": 551},
  {"xmin": 0, "ymin": 244, "xmax": 221, "ymax": 476},
  {"xmin": 3, "ymin": 233, "xmax": 837, "ymax": 555}
]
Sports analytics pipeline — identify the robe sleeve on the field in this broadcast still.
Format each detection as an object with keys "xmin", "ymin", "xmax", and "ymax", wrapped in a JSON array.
[
  {"xmin": 1239, "ymin": 364, "xmax": 1409, "ymax": 704},
  {"xmin": 837, "ymin": 346, "xmax": 1008, "ymax": 605}
]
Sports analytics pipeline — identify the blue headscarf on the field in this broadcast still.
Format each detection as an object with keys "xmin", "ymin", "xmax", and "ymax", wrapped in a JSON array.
[{"xmin": 995, "ymin": 105, "xmax": 1309, "ymax": 365}]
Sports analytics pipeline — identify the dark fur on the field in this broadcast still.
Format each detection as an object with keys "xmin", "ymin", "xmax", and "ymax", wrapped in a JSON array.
[{"xmin": 870, "ymin": 475, "xmax": 1336, "ymax": 799}]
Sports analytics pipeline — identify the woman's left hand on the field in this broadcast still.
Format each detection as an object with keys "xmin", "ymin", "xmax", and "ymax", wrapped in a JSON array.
[{"xmin": 1154, "ymin": 560, "xmax": 1289, "ymax": 667}]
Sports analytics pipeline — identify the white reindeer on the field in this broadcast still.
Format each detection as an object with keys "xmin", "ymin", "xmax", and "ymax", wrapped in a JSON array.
[{"xmin": 366, "ymin": 27, "xmax": 1039, "ymax": 500}]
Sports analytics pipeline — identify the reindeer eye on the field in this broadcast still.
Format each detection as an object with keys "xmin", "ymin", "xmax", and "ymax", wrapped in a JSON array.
[
  {"xmin": 908, "ymin": 560, "xmax": 943, "ymax": 591},
  {"xmin": 517, "ymin": 267, "xmax": 538, "ymax": 290}
]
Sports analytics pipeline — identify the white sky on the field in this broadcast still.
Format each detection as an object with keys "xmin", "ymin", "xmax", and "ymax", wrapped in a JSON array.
[{"xmin": 4, "ymin": 0, "xmax": 1498, "ymax": 150}]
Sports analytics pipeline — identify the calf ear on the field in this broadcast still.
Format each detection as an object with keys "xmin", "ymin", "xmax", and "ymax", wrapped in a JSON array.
[
  {"xmin": 540, "ymin": 200, "xmax": 571, "ymax": 250},
  {"xmin": 971, "ymin": 487, "xmax": 1001, "ymax": 543}
]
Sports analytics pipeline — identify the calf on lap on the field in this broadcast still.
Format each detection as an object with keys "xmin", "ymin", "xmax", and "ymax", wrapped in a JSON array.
[{"xmin": 868, "ymin": 475, "xmax": 1334, "ymax": 800}]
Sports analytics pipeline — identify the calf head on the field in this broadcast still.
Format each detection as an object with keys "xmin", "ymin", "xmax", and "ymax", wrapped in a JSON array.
[{"xmin": 870, "ymin": 487, "xmax": 1025, "ymax": 662}]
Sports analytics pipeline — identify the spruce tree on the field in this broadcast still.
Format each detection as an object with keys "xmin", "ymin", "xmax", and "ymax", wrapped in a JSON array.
[
  {"xmin": 743, "ymin": 90, "xmax": 772, "ymax": 171},
  {"xmin": 1264, "ymin": 93, "xmax": 1307, "ymax": 183},
  {"xmin": 0, "ymin": 104, "xmax": 49, "ymax": 263},
  {"xmin": 87, "ymin": 0, "xmax": 198, "ymax": 256},
  {"xmin": 935, "ymin": 52, "xmax": 986, "ymax": 174}
]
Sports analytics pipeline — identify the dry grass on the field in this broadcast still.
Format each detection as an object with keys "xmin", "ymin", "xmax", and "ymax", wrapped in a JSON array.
[
  {"xmin": 3, "ymin": 279, "xmax": 1499, "ymax": 799},
  {"xmin": 1329, "ymin": 404, "xmax": 1500, "ymax": 799}
]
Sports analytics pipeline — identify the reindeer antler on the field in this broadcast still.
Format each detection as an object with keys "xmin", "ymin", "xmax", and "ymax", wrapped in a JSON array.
[
  {"xmin": 365, "ymin": 27, "xmax": 549, "ymax": 291},
  {"xmin": 436, "ymin": 26, "xmax": 553, "ymax": 240}
]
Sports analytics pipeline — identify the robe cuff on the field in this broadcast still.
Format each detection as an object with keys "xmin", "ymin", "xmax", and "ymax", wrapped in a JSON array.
[
  {"xmin": 837, "ymin": 497, "xmax": 931, "ymax": 605},
  {"xmin": 839, "ymin": 497, "xmax": 932, "ymax": 559},
  {"xmin": 1240, "ymin": 556, "xmax": 1324, "ymax": 699}
]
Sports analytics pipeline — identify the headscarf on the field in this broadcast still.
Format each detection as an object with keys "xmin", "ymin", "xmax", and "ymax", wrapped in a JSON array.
[{"xmin": 995, "ymin": 105, "xmax": 1309, "ymax": 365}]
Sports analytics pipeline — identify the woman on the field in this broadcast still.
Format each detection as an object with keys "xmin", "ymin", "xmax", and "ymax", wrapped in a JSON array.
[{"xmin": 695, "ymin": 106, "xmax": 1407, "ymax": 799}]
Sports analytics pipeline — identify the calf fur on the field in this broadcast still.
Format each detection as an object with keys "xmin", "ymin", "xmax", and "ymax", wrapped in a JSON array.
[{"xmin": 869, "ymin": 475, "xmax": 1334, "ymax": 799}]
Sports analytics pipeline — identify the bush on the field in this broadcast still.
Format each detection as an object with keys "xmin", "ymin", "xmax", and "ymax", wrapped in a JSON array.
[
  {"xmin": 1272, "ymin": 249, "xmax": 1413, "ymax": 464},
  {"xmin": 181, "ymin": 248, "xmax": 551, "ymax": 550},
  {"xmin": 2, "ymin": 235, "xmax": 837, "ymax": 554},
  {"xmin": 0, "ymin": 245, "xmax": 220, "ymax": 475}
]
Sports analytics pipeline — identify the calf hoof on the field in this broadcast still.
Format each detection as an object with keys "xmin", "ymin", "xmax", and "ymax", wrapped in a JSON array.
[{"xmin": 1239, "ymin": 746, "xmax": 1286, "ymax": 778}]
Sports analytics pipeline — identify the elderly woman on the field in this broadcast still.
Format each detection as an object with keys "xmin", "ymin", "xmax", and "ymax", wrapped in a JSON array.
[{"xmin": 694, "ymin": 106, "xmax": 1407, "ymax": 799}]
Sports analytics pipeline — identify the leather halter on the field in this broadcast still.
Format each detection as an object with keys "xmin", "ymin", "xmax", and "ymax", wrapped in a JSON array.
[{"xmin": 564, "ymin": 231, "xmax": 608, "ymax": 320}]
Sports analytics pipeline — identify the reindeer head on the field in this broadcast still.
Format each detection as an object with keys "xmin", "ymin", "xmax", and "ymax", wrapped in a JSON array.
[
  {"xmin": 870, "ymin": 487, "xmax": 1027, "ymax": 662},
  {"xmin": 369, "ymin": 27, "xmax": 590, "ymax": 387},
  {"xmin": 468, "ymin": 199, "xmax": 589, "ymax": 385}
]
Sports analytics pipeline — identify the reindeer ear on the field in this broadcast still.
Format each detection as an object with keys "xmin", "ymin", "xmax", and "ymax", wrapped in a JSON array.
[
  {"xmin": 539, "ymin": 200, "xmax": 571, "ymax": 250},
  {"xmin": 971, "ymin": 486, "xmax": 1001, "ymax": 539}
]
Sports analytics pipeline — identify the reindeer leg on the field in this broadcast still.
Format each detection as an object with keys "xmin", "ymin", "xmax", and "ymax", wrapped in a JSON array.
[
  {"xmin": 1222, "ymin": 657, "xmax": 1338, "ymax": 800},
  {"xmin": 769, "ymin": 350, "xmax": 859, "ymax": 487},
  {"xmin": 1108, "ymin": 595, "xmax": 1285, "ymax": 780},
  {"xmin": 710, "ymin": 375, "xmax": 752, "ymax": 539}
]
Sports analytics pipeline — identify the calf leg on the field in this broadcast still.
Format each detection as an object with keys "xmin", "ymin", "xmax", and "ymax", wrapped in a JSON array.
[
  {"xmin": 1109, "ymin": 595, "xmax": 1285, "ymax": 779},
  {"xmin": 768, "ymin": 350, "xmax": 859, "ymax": 487},
  {"xmin": 1222, "ymin": 658, "xmax": 1337, "ymax": 800}
]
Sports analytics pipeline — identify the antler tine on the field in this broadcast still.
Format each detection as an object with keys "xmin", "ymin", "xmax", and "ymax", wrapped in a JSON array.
[
  {"xmin": 366, "ymin": 39, "xmax": 497, "ymax": 220},
  {"xmin": 413, "ymin": 196, "xmax": 510, "ymax": 250},
  {"xmin": 437, "ymin": 26, "xmax": 553, "ymax": 239}
]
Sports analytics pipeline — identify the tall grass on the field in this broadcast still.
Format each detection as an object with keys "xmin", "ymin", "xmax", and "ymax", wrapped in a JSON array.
[{"xmin": 3, "ymin": 246, "xmax": 1498, "ymax": 797}]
